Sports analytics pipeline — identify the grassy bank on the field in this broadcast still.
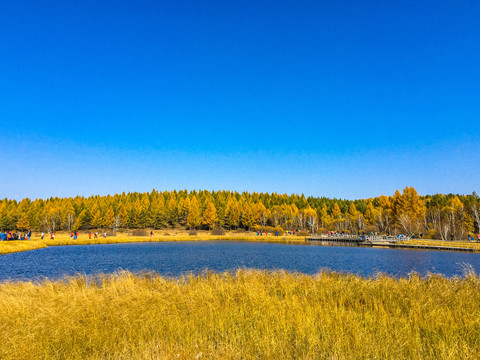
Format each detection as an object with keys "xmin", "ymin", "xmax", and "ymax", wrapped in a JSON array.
[
  {"xmin": 1, "ymin": 270, "xmax": 479, "ymax": 359},
  {"xmin": 3, "ymin": 232, "xmax": 480, "ymax": 256},
  {"xmin": 0, "ymin": 231, "xmax": 304, "ymax": 255},
  {"xmin": 0, "ymin": 240, "xmax": 48, "ymax": 254}
]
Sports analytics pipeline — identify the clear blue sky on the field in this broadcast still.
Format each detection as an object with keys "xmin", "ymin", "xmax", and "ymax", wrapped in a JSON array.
[{"xmin": 1, "ymin": 0, "xmax": 479, "ymax": 200}]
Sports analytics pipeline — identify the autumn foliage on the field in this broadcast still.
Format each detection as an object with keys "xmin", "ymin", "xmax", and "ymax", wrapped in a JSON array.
[{"xmin": 1, "ymin": 187, "xmax": 479, "ymax": 239}]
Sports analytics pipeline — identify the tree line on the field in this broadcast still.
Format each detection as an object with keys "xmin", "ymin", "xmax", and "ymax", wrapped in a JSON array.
[{"xmin": 1, "ymin": 187, "xmax": 479, "ymax": 239}]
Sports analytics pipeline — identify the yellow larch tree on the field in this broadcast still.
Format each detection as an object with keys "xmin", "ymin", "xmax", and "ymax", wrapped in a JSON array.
[
  {"xmin": 202, "ymin": 202, "xmax": 217, "ymax": 229},
  {"xmin": 16, "ymin": 213, "xmax": 30, "ymax": 231},
  {"xmin": 392, "ymin": 187, "xmax": 426, "ymax": 234},
  {"xmin": 347, "ymin": 203, "xmax": 358, "ymax": 230},
  {"xmin": 186, "ymin": 196, "xmax": 201, "ymax": 229},
  {"xmin": 241, "ymin": 202, "xmax": 256, "ymax": 230},
  {"xmin": 254, "ymin": 202, "xmax": 268, "ymax": 229},
  {"xmin": 225, "ymin": 199, "xmax": 241, "ymax": 229},
  {"xmin": 103, "ymin": 207, "xmax": 115, "ymax": 229},
  {"xmin": 319, "ymin": 204, "xmax": 331, "ymax": 229},
  {"xmin": 90, "ymin": 209, "xmax": 103, "ymax": 229},
  {"xmin": 364, "ymin": 201, "xmax": 379, "ymax": 226}
]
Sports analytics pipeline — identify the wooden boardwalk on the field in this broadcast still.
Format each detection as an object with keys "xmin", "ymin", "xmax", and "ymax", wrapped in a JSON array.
[
  {"xmin": 305, "ymin": 236, "xmax": 479, "ymax": 252},
  {"xmin": 306, "ymin": 235, "xmax": 386, "ymax": 243},
  {"xmin": 371, "ymin": 243, "xmax": 477, "ymax": 252}
]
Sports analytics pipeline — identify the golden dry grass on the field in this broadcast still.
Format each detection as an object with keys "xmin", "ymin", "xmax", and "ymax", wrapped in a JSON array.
[
  {"xmin": 1, "ymin": 270, "xmax": 479, "ymax": 359},
  {"xmin": 0, "ymin": 240, "xmax": 47, "ymax": 254}
]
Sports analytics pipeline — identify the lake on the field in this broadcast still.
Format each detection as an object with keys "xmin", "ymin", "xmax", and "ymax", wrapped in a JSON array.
[{"xmin": 1, "ymin": 241, "xmax": 480, "ymax": 281}]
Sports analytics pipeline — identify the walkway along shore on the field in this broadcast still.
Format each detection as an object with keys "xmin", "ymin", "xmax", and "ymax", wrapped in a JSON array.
[
  {"xmin": 306, "ymin": 236, "xmax": 480, "ymax": 252},
  {"xmin": 1, "ymin": 233, "xmax": 479, "ymax": 255}
]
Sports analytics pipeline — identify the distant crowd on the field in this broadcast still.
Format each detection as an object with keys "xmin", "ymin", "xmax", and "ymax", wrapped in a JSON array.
[
  {"xmin": 0, "ymin": 230, "xmax": 32, "ymax": 241},
  {"xmin": 0, "ymin": 230, "xmax": 108, "ymax": 241},
  {"xmin": 1, "ymin": 229, "xmax": 479, "ymax": 242},
  {"xmin": 255, "ymin": 230, "xmax": 297, "ymax": 236}
]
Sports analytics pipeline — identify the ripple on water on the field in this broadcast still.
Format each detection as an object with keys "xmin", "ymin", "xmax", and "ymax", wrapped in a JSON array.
[{"xmin": 0, "ymin": 241, "xmax": 479, "ymax": 281}]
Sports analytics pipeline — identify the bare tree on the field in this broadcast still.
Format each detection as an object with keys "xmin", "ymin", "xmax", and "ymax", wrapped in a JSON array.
[
  {"xmin": 259, "ymin": 210, "xmax": 268, "ymax": 229},
  {"xmin": 65, "ymin": 213, "xmax": 75, "ymax": 231},
  {"xmin": 376, "ymin": 210, "xmax": 391, "ymax": 234},
  {"xmin": 471, "ymin": 203, "xmax": 480, "ymax": 233},
  {"xmin": 296, "ymin": 212, "xmax": 305, "ymax": 231},
  {"xmin": 113, "ymin": 215, "xmax": 122, "ymax": 232},
  {"xmin": 271, "ymin": 206, "xmax": 282, "ymax": 227},
  {"xmin": 356, "ymin": 215, "xmax": 365, "ymax": 231},
  {"xmin": 428, "ymin": 207, "xmax": 442, "ymax": 233},
  {"xmin": 398, "ymin": 213, "xmax": 414, "ymax": 234},
  {"xmin": 438, "ymin": 220, "xmax": 450, "ymax": 241},
  {"xmin": 306, "ymin": 214, "xmax": 318, "ymax": 235},
  {"xmin": 40, "ymin": 213, "xmax": 50, "ymax": 233}
]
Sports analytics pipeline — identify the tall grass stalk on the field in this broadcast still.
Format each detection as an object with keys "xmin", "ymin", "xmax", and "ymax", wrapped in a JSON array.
[{"xmin": 1, "ymin": 270, "xmax": 479, "ymax": 359}]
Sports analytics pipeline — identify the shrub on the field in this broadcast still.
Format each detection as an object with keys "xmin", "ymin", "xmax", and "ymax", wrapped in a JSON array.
[
  {"xmin": 211, "ymin": 228, "xmax": 226, "ymax": 236},
  {"xmin": 265, "ymin": 226, "xmax": 275, "ymax": 234},
  {"xmin": 234, "ymin": 228, "xmax": 246, "ymax": 233},
  {"xmin": 364, "ymin": 226, "xmax": 376, "ymax": 234},
  {"xmin": 188, "ymin": 229, "xmax": 198, "ymax": 236},
  {"xmin": 129, "ymin": 229, "xmax": 147, "ymax": 236},
  {"xmin": 274, "ymin": 226, "xmax": 284, "ymax": 236},
  {"xmin": 253, "ymin": 225, "xmax": 263, "ymax": 232},
  {"xmin": 296, "ymin": 231, "xmax": 309, "ymax": 237}
]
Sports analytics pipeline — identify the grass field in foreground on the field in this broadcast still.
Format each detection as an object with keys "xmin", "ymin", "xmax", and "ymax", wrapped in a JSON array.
[
  {"xmin": 1, "ymin": 270, "xmax": 479, "ymax": 360},
  {"xmin": 0, "ymin": 231, "xmax": 304, "ymax": 255}
]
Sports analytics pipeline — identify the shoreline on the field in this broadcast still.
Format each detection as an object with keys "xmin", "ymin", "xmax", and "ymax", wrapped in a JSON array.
[
  {"xmin": 306, "ymin": 236, "xmax": 480, "ymax": 253},
  {"xmin": 2, "ymin": 232, "xmax": 480, "ymax": 255},
  {"xmin": 0, "ymin": 233, "xmax": 306, "ymax": 255}
]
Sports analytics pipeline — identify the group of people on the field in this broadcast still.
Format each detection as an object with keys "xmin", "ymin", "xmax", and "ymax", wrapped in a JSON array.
[
  {"xmin": 468, "ymin": 234, "xmax": 480, "ymax": 241},
  {"xmin": 0, "ymin": 230, "xmax": 32, "ymax": 241},
  {"xmin": 40, "ymin": 232, "xmax": 55, "ymax": 240},
  {"xmin": 255, "ymin": 230, "xmax": 297, "ymax": 236},
  {"xmin": 2, "ymin": 229, "xmax": 480, "ymax": 242},
  {"xmin": 0, "ymin": 231, "xmax": 109, "ymax": 241},
  {"xmin": 88, "ymin": 232, "xmax": 107, "ymax": 239}
]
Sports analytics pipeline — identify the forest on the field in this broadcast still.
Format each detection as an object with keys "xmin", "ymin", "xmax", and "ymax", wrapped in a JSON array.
[{"xmin": 1, "ymin": 187, "xmax": 479, "ymax": 240}]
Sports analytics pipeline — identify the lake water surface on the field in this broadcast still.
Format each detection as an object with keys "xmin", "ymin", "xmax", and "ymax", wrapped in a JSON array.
[{"xmin": 1, "ymin": 241, "xmax": 480, "ymax": 281}]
